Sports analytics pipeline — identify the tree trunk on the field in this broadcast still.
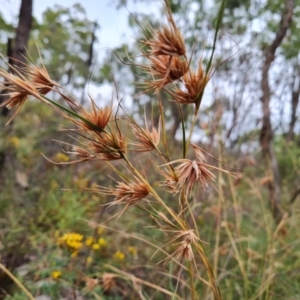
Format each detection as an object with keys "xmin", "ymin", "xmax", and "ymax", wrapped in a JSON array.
[
  {"xmin": 260, "ymin": 0, "xmax": 294, "ymax": 220},
  {"xmin": 1, "ymin": 0, "xmax": 33, "ymax": 115},
  {"xmin": 287, "ymin": 65, "xmax": 300, "ymax": 141},
  {"xmin": 11, "ymin": 0, "xmax": 33, "ymax": 68},
  {"xmin": 0, "ymin": 0, "xmax": 33, "ymax": 172}
]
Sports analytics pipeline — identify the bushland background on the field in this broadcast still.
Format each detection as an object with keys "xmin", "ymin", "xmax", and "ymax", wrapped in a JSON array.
[{"xmin": 0, "ymin": 0, "xmax": 300, "ymax": 299}]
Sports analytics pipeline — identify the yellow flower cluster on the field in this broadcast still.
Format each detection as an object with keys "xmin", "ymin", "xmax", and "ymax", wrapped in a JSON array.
[
  {"xmin": 86, "ymin": 236, "xmax": 107, "ymax": 250},
  {"xmin": 113, "ymin": 251, "xmax": 125, "ymax": 261},
  {"xmin": 58, "ymin": 233, "xmax": 83, "ymax": 250},
  {"xmin": 9, "ymin": 136, "xmax": 20, "ymax": 148},
  {"xmin": 86, "ymin": 256, "xmax": 93, "ymax": 264},
  {"xmin": 97, "ymin": 226, "xmax": 105, "ymax": 235},
  {"xmin": 54, "ymin": 152, "xmax": 70, "ymax": 162},
  {"xmin": 52, "ymin": 270, "xmax": 62, "ymax": 279},
  {"xmin": 58, "ymin": 232, "xmax": 107, "ymax": 254},
  {"xmin": 128, "ymin": 246, "xmax": 137, "ymax": 256},
  {"xmin": 85, "ymin": 236, "xmax": 94, "ymax": 246}
]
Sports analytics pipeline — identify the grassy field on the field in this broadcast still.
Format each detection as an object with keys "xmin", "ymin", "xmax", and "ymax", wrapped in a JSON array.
[
  {"xmin": 1, "ymin": 101, "xmax": 300, "ymax": 300},
  {"xmin": 0, "ymin": 1, "xmax": 300, "ymax": 297}
]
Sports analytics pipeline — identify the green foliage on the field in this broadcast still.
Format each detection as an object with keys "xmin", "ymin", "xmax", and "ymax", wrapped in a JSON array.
[
  {"xmin": 28, "ymin": 4, "xmax": 98, "ymax": 88},
  {"xmin": 1, "ymin": 101, "xmax": 300, "ymax": 299},
  {"xmin": 275, "ymin": 136, "xmax": 300, "ymax": 187}
]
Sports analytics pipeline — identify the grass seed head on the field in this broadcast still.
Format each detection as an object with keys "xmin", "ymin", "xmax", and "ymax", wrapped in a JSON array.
[
  {"xmin": 148, "ymin": 26, "xmax": 186, "ymax": 57},
  {"xmin": 78, "ymin": 99, "xmax": 113, "ymax": 133},
  {"xmin": 149, "ymin": 55, "xmax": 188, "ymax": 87},
  {"xmin": 167, "ymin": 156, "xmax": 215, "ymax": 198},
  {"xmin": 0, "ymin": 71, "xmax": 41, "ymax": 124},
  {"xmin": 174, "ymin": 240, "xmax": 194, "ymax": 261},
  {"xmin": 25, "ymin": 64, "xmax": 57, "ymax": 95},
  {"xmin": 113, "ymin": 180, "xmax": 150, "ymax": 205},
  {"xmin": 157, "ymin": 167, "xmax": 179, "ymax": 194},
  {"xmin": 0, "ymin": 92, "xmax": 27, "ymax": 110},
  {"xmin": 101, "ymin": 273, "xmax": 117, "ymax": 292},
  {"xmin": 176, "ymin": 159, "xmax": 215, "ymax": 193},
  {"xmin": 172, "ymin": 62, "xmax": 208, "ymax": 112},
  {"xmin": 68, "ymin": 145, "xmax": 95, "ymax": 160},
  {"xmin": 191, "ymin": 143, "xmax": 206, "ymax": 162},
  {"xmin": 129, "ymin": 119, "xmax": 160, "ymax": 151},
  {"xmin": 89, "ymin": 131, "xmax": 127, "ymax": 161},
  {"xmin": 93, "ymin": 177, "xmax": 150, "ymax": 206},
  {"xmin": 162, "ymin": 230, "xmax": 199, "ymax": 263}
]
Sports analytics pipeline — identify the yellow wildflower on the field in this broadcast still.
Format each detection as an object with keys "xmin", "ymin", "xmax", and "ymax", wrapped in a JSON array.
[
  {"xmin": 128, "ymin": 246, "xmax": 137, "ymax": 256},
  {"xmin": 58, "ymin": 233, "xmax": 84, "ymax": 250},
  {"xmin": 71, "ymin": 250, "xmax": 78, "ymax": 257},
  {"xmin": 52, "ymin": 271, "xmax": 62, "ymax": 279},
  {"xmin": 9, "ymin": 136, "xmax": 20, "ymax": 148},
  {"xmin": 69, "ymin": 233, "xmax": 83, "ymax": 241},
  {"xmin": 92, "ymin": 244, "xmax": 100, "ymax": 250},
  {"xmin": 54, "ymin": 152, "xmax": 70, "ymax": 162},
  {"xmin": 113, "ymin": 251, "xmax": 125, "ymax": 261},
  {"xmin": 85, "ymin": 236, "xmax": 94, "ymax": 246},
  {"xmin": 98, "ymin": 238, "xmax": 107, "ymax": 247},
  {"xmin": 97, "ymin": 226, "xmax": 105, "ymax": 235},
  {"xmin": 86, "ymin": 256, "xmax": 93, "ymax": 264},
  {"xmin": 67, "ymin": 240, "xmax": 83, "ymax": 249}
]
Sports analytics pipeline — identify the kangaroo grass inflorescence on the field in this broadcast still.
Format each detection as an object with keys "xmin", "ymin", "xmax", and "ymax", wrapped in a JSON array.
[{"xmin": 0, "ymin": 0, "xmax": 228, "ymax": 299}]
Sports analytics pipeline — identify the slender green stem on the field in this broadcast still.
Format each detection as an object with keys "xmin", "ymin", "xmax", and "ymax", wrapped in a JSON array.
[
  {"xmin": 205, "ymin": 0, "xmax": 225, "ymax": 75},
  {"xmin": 179, "ymin": 104, "xmax": 186, "ymax": 159}
]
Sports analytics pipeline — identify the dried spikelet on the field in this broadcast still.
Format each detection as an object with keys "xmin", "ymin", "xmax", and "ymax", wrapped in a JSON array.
[
  {"xmin": 101, "ymin": 273, "xmax": 117, "ymax": 293},
  {"xmin": 89, "ymin": 130, "xmax": 127, "ymax": 161},
  {"xmin": 0, "ymin": 71, "xmax": 39, "ymax": 99},
  {"xmin": 64, "ymin": 145, "xmax": 95, "ymax": 163},
  {"xmin": 163, "ymin": 144, "xmax": 216, "ymax": 197},
  {"xmin": 0, "ymin": 91, "xmax": 27, "ymax": 111},
  {"xmin": 129, "ymin": 117, "xmax": 160, "ymax": 151},
  {"xmin": 54, "ymin": 94, "xmax": 113, "ymax": 133},
  {"xmin": 142, "ymin": 0, "xmax": 186, "ymax": 57},
  {"xmin": 0, "ymin": 71, "xmax": 42, "ymax": 125},
  {"xmin": 113, "ymin": 180, "xmax": 150, "ymax": 205},
  {"xmin": 171, "ymin": 229, "xmax": 205, "ymax": 262},
  {"xmin": 176, "ymin": 159, "xmax": 215, "ymax": 193},
  {"xmin": 172, "ymin": 62, "xmax": 208, "ymax": 112},
  {"xmin": 191, "ymin": 143, "xmax": 206, "ymax": 162},
  {"xmin": 149, "ymin": 55, "xmax": 188, "ymax": 87},
  {"xmin": 24, "ymin": 64, "xmax": 58, "ymax": 95},
  {"xmin": 160, "ymin": 229, "xmax": 199, "ymax": 264},
  {"xmin": 138, "ymin": 55, "xmax": 188, "ymax": 94},
  {"xmin": 146, "ymin": 25, "xmax": 186, "ymax": 57},
  {"xmin": 173, "ymin": 240, "xmax": 194, "ymax": 261},
  {"xmin": 92, "ymin": 176, "xmax": 150, "ymax": 207},
  {"xmin": 85, "ymin": 277, "xmax": 99, "ymax": 291},
  {"xmin": 157, "ymin": 167, "xmax": 179, "ymax": 194},
  {"xmin": 77, "ymin": 98, "xmax": 113, "ymax": 133}
]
